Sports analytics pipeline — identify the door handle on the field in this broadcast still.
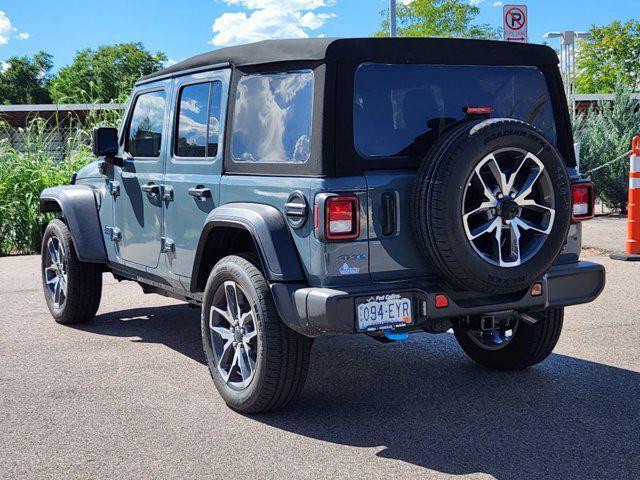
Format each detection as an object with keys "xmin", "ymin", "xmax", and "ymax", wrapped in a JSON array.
[
  {"xmin": 381, "ymin": 192, "xmax": 396, "ymax": 236},
  {"xmin": 141, "ymin": 183, "xmax": 161, "ymax": 196},
  {"xmin": 188, "ymin": 186, "xmax": 212, "ymax": 199}
]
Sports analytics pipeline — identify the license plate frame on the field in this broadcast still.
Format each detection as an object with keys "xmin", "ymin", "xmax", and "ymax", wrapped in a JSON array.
[{"xmin": 355, "ymin": 293, "xmax": 414, "ymax": 332}]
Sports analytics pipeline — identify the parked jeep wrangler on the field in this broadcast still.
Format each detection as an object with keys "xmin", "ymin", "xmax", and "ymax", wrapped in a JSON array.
[{"xmin": 40, "ymin": 38, "xmax": 605, "ymax": 413}]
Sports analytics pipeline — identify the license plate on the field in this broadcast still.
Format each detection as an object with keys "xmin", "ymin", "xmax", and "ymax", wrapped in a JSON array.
[{"xmin": 356, "ymin": 294, "xmax": 413, "ymax": 331}]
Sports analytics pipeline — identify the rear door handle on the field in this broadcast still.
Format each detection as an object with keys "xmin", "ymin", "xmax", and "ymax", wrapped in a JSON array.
[
  {"xmin": 188, "ymin": 186, "xmax": 212, "ymax": 198},
  {"xmin": 141, "ymin": 183, "xmax": 161, "ymax": 196}
]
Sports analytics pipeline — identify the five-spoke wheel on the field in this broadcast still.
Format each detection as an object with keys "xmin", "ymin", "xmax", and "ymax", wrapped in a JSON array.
[
  {"xmin": 41, "ymin": 219, "xmax": 102, "ymax": 324},
  {"xmin": 209, "ymin": 281, "xmax": 259, "ymax": 389},
  {"xmin": 201, "ymin": 254, "xmax": 313, "ymax": 413},
  {"xmin": 44, "ymin": 236, "xmax": 68, "ymax": 309}
]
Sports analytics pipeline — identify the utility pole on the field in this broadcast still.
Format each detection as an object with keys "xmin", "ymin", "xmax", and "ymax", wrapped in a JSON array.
[{"xmin": 389, "ymin": 0, "xmax": 397, "ymax": 37}]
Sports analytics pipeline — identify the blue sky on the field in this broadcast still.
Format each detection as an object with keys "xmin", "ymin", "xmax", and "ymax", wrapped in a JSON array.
[{"xmin": 0, "ymin": 0, "xmax": 638, "ymax": 70}]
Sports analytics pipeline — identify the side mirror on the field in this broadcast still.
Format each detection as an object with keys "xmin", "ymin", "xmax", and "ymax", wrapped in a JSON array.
[{"xmin": 92, "ymin": 126, "xmax": 119, "ymax": 158}]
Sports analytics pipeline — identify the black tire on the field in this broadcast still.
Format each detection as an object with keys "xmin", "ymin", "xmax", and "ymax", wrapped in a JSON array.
[
  {"xmin": 413, "ymin": 118, "xmax": 572, "ymax": 294},
  {"xmin": 454, "ymin": 308, "xmax": 564, "ymax": 370},
  {"xmin": 41, "ymin": 219, "xmax": 102, "ymax": 324},
  {"xmin": 201, "ymin": 254, "xmax": 313, "ymax": 414}
]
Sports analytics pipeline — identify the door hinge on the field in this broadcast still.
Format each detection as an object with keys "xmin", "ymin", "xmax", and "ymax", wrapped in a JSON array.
[
  {"xmin": 104, "ymin": 226, "xmax": 122, "ymax": 242},
  {"xmin": 162, "ymin": 185, "xmax": 174, "ymax": 202},
  {"xmin": 161, "ymin": 237, "xmax": 175, "ymax": 253},
  {"xmin": 108, "ymin": 181, "xmax": 120, "ymax": 197}
]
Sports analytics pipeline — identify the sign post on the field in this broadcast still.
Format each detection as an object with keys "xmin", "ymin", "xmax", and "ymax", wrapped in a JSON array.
[{"xmin": 503, "ymin": 4, "xmax": 528, "ymax": 43}]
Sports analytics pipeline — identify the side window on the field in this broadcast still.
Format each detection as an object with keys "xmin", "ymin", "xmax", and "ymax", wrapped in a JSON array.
[
  {"xmin": 232, "ymin": 70, "xmax": 314, "ymax": 164},
  {"xmin": 175, "ymin": 81, "xmax": 223, "ymax": 159},
  {"xmin": 127, "ymin": 90, "xmax": 166, "ymax": 158},
  {"xmin": 208, "ymin": 82, "xmax": 223, "ymax": 157}
]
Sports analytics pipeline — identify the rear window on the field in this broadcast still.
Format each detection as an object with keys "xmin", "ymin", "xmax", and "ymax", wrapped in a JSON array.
[
  {"xmin": 354, "ymin": 64, "xmax": 557, "ymax": 158},
  {"xmin": 232, "ymin": 70, "xmax": 314, "ymax": 164}
]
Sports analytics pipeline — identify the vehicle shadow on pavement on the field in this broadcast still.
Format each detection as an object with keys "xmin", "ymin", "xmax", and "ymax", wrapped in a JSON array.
[
  {"xmin": 78, "ymin": 306, "xmax": 639, "ymax": 479},
  {"xmin": 262, "ymin": 334, "xmax": 640, "ymax": 480},
  {"xmin": 81, "ymin": 304, "xmax": 206, "ymax": 364}
]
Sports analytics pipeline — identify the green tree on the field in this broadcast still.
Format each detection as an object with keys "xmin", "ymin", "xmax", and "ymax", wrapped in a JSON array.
[
  {"xmin": 49, "ymin": 42, "xmax": 166, "ymax": 103},
  {"xmin": 0, "ymin": 51, "xmax": 53, "ymax": 104},
  {"xmin": 573, "ymin": 86, "xmax": 640, "ymax": 213},
  {"xmin": 576, "ymin": 20, "xmax": 640, "ymax": 94},
  {"xmin": 375, "ymin": 0, "xmax": 500, "ymax": 39}
]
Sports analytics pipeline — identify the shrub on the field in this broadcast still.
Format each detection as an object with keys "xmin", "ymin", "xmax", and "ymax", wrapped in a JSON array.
[
  {"xmin": 0, "ymin": 108, "xmax": 120, "ymax": 255},
  {"xmin": 573, "ymin": 87, "xmax": 640, "ymax": 213}
]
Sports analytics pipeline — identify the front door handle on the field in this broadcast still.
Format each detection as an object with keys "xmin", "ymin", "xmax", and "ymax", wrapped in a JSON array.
[
  {"xmin": 141, "ymin": 183, "xmax": 161, "ymax": 196},
  {"xmin": 188, "ymin": 186, "xmax": 212, "ymax": 199}
]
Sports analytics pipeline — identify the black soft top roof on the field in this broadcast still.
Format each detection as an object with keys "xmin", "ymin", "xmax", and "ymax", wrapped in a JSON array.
[{"xmin": 138, "ymin": 37, "xmax": 559, "ymax": 84}]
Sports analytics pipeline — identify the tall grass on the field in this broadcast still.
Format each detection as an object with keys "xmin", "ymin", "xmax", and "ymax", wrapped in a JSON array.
[{"xmin": 0, "ymin": 109, "xmax": 121, "ymax": 255}]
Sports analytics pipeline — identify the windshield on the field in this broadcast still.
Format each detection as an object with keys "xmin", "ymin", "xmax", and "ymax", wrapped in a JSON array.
[{"xmin": 354, "ymin": 63, "xmax": 557, "ymax": 158}]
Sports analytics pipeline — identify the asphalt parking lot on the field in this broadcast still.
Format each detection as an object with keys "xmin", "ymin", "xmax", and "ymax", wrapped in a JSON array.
[{"xmin": 1, "ymin": 217, "xmax": 639, "ymax": 479}]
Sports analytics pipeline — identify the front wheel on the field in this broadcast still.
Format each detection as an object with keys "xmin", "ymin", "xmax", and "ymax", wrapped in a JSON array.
[
  {"xmin": 201, "ymin": 254, "xmax": 313, "ymax": 413},
  {"xmin": 41, "ymin": 219, "xmax": 102, "ymax": 324},
  {"xmin": 453, "ymin": 308, "xmax": 564, "ymax": 370}
]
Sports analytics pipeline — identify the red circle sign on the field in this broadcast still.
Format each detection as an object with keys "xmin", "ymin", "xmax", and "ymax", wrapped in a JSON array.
[{"xmin": 505, "ymin": 7, "xmax": 526, "ymax": 31}]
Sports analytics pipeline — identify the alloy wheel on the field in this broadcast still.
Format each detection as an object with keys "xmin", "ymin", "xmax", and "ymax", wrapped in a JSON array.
[
  {"xmin": 208, "ymin": 281, "xmax": 258, "ymax": 390},
  {"xmin": 44, "ymin": 236, "xmax": 68, "ymax": 309},
  {"xmin": 462, "ymin": 148, "xmax": 556, "ymax": 267}
]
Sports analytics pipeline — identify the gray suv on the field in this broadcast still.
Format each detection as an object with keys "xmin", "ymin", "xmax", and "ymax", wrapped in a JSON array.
[{"xmin": 40, "ymin": 38, "xmax": 605, "ymax": 413}]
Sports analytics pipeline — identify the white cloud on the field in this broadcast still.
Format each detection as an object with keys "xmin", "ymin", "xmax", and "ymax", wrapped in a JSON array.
[
  {"xmin": 165, "ymin": 58, "xmax": 178, "ymax": 67},
  {"xmin": 0, "ymin": 11, "xmax": 14, "ymax": 46},
  {"xmin": 1, "ymin": 61, "xmax": 10, "ymax": 73},
  {"xmin": 16, "ymin": 32, "xmax": 29, "ymax": 40},
  {"xmin": 493, "ymin": 1, "xmax": 503, "ymax": 6},
  {"xmin": 469, "ymin": 0, "xmax": 486, "ymax": 5},
  {"xmin": 210, "ymin": 0, "xmax": 335, "ymax": 47},
  {"xmin": 225, "ymin": 0, "xmax": 332, "ymax": 11}
]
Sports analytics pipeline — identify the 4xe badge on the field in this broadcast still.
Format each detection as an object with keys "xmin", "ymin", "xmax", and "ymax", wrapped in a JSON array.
[{"xmin": 337, "ymin": 253, "xmax": 366, "ymax": 261}]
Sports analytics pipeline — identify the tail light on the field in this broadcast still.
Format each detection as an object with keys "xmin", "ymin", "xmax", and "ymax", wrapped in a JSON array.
[
  {"xmin": 315, "ymin": 194, "xmax": 360, "ymax": 241},
  {"xmin": 571, "ymin": 181, "xmax": 595, "ymax": 221},
  {"xmin": 326, "ymin": 196, "xmax": 359, "ymax": 240}
]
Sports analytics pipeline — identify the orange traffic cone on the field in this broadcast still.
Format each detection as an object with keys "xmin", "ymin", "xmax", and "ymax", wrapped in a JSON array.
[{"xmin": 611, "ymin": 136, "xmax": 640, "ymax": 261}]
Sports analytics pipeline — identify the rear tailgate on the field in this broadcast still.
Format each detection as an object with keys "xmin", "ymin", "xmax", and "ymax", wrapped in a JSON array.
[{"xmin": 365, "ymin": 169, "xmax": 432, "ymax": 280}]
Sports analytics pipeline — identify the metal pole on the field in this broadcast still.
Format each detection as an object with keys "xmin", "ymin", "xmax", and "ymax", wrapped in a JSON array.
[{"xmin": 389, "ymin": 0, "xmax": 397, "ymax": 37}]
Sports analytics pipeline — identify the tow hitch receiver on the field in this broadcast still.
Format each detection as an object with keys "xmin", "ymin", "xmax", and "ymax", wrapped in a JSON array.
[{"xmin": 475, "ymin": 310, "xmax": 515, "ymax": 331}]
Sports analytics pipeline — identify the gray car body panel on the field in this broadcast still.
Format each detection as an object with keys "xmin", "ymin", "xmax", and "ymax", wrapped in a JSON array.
[
  {"xmin": 40, "ymin": 185, "xmax": 107, "ymax": 263},
  {"xmin": 193, "ymin": 202, "xmax": 306, "ymax": 285}
]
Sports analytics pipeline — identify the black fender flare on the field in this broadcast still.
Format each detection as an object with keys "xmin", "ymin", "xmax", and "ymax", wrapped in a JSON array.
[
  {"xmin": 191, "ymin": 203, "xmax": 305, "ymax": 289},
  {"xmin": 40, "ymin": 185, "xmax": 108, "ymax": 263}
]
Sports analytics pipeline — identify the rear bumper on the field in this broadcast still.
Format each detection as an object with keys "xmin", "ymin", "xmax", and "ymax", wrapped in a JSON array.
[{"xmin": 271, "ymin": 261, "xmax": 606, "ymax": 337}]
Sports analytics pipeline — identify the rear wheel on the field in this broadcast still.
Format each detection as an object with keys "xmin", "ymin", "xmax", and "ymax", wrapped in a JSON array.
[
  {"xmin": 201, "ymin": 254, "xmax": 313, "ymax": 413},
  {"xmin": 41, "ymin": 219, "xmax": 102, "ymax": 324},
  {"xmin": 453, "ymin": 308, "xmax": 564, "ymax": 370}
]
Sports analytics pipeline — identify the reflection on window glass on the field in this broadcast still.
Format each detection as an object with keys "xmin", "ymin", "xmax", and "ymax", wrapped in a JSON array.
[
  {"xmin": 354, "ymin": 64, "xmax": 557, "ymax": 158},
  {"xmin": 208, "ymin": 81, "xmax": 222, "ymax": 157},
  {"xmin": 232, "ymin": 70, "xmax": 313, "ymax": 164},
  {"xmin": 177, "ymin": 83, "xmax": 209, "ymax": 157},
  {"xmin": 176, "ymin": 81, "xmax": 223, "ymax": 158},
  {"xmin": 127, "ymin": 90, "xmax": 166, "ymax": 157}
]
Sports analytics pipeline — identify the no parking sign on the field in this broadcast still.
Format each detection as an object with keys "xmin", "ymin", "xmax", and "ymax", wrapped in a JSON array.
[{"xmin": 503, "ymin": 4, "xmax": 528, "ymax": 42}]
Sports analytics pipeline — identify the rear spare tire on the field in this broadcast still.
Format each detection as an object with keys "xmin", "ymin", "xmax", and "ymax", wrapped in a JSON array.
[{"xmin": 413, "ymin": 119, "xmax": 571, "ymax": 294}]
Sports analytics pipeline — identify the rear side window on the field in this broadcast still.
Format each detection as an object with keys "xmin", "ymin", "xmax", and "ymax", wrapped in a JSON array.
[
  {"xmin": 176, "ymin": 81, "xmax": 223, "ymax": 158},
  {"xmin": 354, "ymin": 64, "xmax": 557, "ymax": 158},
  {"xmin": 127, "ymin": 90, "xmax": 166, "ymax": 158},
  {"xmin": 232, "ymin": 70, "xmax": 313, "ymax": 163}
]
